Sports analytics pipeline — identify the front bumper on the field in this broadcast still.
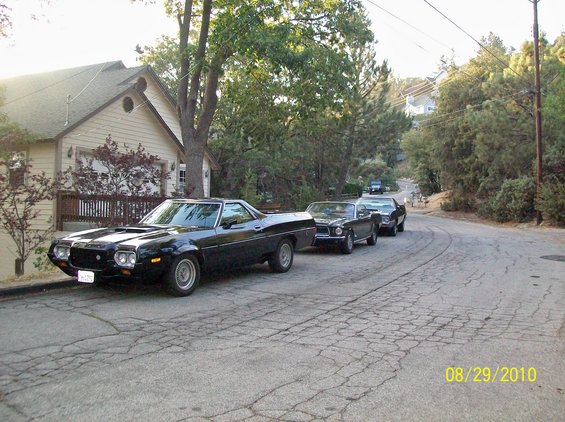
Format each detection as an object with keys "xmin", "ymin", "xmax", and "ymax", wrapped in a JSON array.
[
  {"xmin": 312, "ymin": 234, "xmax": 346, "ymax": 246},
  {"xmin": 48, "ymin": 254, "xmax": 168, "ymax": 283}
]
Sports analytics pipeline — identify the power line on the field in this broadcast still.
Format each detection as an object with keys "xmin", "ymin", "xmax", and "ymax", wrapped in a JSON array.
[{"xmin": 422, "ymin": 0, "xmax": 529, "ymax": 83}]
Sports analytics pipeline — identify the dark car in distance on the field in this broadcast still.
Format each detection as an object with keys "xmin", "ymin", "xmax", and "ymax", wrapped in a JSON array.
[
  {"xmin": 48, "ymin": 199, "xmax": 316, "ymax": 296},
  {"xmin": 369, "ymin": 179, "xmax": 383, "ymax": 195},
  {"xmin": 306, "ymin": 201, "xmax": 382, "ymax": 254},
  {"xmin": 356, "ymin": 197, "xmax": 407, "ymax": 236}
]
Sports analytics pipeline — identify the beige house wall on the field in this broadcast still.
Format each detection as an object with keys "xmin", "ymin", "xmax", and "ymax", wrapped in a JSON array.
[{"xmin": 60, "ymin": 90, "xmax": 181, "ymax": 195}]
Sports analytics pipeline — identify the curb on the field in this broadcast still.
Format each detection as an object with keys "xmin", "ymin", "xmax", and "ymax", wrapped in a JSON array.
[{"xmin": 0, "ymin": 279, "xmax": 78, "ymax": 298}]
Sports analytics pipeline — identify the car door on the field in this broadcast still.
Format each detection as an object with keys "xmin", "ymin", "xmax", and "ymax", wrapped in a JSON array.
[
  {"xmin": 348, "ymin": 204, "xmax": 371, "ymax": 240},
  {"xmin": 214, "ymin": 202, "xmax": 266, "ymax": 265},
  {"xmin": 392, "ymin": 199, "xmax": 406, "ymax": 224},
  {"xmin": 354, "ymin": 204, "xmax": 373, "ymax": 239}
]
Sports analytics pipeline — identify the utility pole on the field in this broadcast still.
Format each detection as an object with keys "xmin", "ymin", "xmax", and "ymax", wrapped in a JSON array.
[{"xmin": 531, "ymin": 0, "xmax": 543, "ymax": 225}]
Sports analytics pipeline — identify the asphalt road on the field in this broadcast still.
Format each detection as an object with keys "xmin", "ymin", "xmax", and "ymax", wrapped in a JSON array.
[{"xmin": 1, "ymin": 203, "xmax": 564, "ymax": 420}]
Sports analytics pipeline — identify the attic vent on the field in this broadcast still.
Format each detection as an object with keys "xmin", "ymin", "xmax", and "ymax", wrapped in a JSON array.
[
  {"xmin": 123, "ymin": 96, "xmax": 134, "ymax": 113},
  {"xmin": 135, "ymin": 77, "xmax": 147, "ymax": 92}
]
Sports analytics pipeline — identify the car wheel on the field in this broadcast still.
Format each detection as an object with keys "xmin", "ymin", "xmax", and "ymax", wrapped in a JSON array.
[
  {"xmin": 367, "ymin": 228, "xmax": 378, "ymax": 246},
  {"xmin": 268, "ymin": 238, "xmax": 294, "ymax": 273},
  {"xmin": 398, "ymin": 219, "xmax": 405, "ymax": 232},
  {"xmin": 164, "ymin": 254, "xmax": 200, "ymax": 296},
  {"xmin": 340, "ymin": 231, "xmax": 354, "ymax": 254},
  {"xmin": 389, "ymin": 222, "xmax": 398, "ymax": 237}
]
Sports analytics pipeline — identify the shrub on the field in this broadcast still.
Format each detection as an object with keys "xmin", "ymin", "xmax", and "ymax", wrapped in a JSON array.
[
  {"xmin": 440, "ymin": 192, "xmax": 476, "ymax": 212},
  {"xmin": 477, "ymin": 177, "xmax": 536, "ymax": 222},
  {"xmin": 343, "ymin": 182, "xmax": 363, "ymax": 197},
  {"xmin": 537, "ymin": 181, "xmax": 565, "ymax": 226},
  {"xmin": 241, "ymin": 169, "xmax": 262, "ymax": 206},
  {"xmin": 291, "ymin": 179, "xmax": 325, "ymax": 211},
  {"xmin": 33, "ymin": 246, "xmax": 56, "ymax": 272}
]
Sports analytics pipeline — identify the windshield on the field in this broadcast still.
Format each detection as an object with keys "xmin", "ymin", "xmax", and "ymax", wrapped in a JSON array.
[
  {"xmin": 306, "ymin": 202, "xmax": 355, "ymax": 218},
  {"xmin": 358, "ymin": 200, "xmax": 394, "ymax": 211},
  {"xmin": 140, "ymin": 202, "xmax": 220, "ymax": 228}
]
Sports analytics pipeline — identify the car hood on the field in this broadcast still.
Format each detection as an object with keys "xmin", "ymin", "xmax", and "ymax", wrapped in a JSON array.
[
  {"xmin": 368, "ymin": 209, "xmax": 393, "ymax": 217},
  {"xmin": 312, "ymin": 217, "xmax": 348, "ymax": 226},
  {"xmin": 59, "ymin": 224, "xmax": 208, "ymax": 248}
]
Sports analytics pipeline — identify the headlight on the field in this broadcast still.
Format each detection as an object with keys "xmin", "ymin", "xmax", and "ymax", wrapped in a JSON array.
[
  {"xmin": 334, "ymin": 227, "xmax": 343, "ymax": 236},
  {"xmin": 53, "ymin": 245, "xmax": 70, "ymax": 260},
  {"xmin": 114, "ymin": 251, "xmax": 136, "ymax": 268},
  {"xmin": 382, "ymin": 216, "xmax": 390, "ymax": 224}
]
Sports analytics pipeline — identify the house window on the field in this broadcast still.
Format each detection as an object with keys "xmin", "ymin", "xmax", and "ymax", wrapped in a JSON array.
[
  {"xmin": 178, "ymin": 163, "xmax": 186, "ymax": 193},
  {"xmin": 8, "ymin": 153, "xmax": 26, "ymax": 187}
]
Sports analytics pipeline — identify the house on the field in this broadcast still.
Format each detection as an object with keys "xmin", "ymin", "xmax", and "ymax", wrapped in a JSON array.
[
  {"xmin": 403, "ymin": 70, "xmax": 447, "ymax": 118},
  {"xmin": 0, "ymin": 61, "xmax": 220, "ymax": 233}
]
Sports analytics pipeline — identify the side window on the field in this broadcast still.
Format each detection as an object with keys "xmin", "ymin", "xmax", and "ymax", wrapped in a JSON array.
[
  {"xmin": 220, "ymin": 203, "xmax": 255, "ymax": 226},
  {"xmin": 357, "ymin": 204, "xmax": 367, "ymax": 217}
]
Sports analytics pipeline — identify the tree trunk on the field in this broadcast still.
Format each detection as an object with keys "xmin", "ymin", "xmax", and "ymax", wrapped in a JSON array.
[
  {"xmin": 176, "ymin": 0, "xmax": 232, "ymax": 198},
  {"xmin": 334, "ymin": 121, "xmax": 357, "ymax": 198}
]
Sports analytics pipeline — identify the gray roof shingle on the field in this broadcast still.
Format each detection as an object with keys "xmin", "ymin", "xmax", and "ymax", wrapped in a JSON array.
[{"xmin": 0, "ymin": 61, "xmax": 147, "ymax": 139}]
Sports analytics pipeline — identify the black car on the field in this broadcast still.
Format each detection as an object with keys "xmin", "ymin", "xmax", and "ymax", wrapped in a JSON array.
[
  {"xmin": 48, "ymin": 199, "xmax": 316, "ymax": 296},
  {"xmin": 306, "ymin": 201, "xmax": 382, "ymax": 254},
  {"xmin": 356, "ymin": 197, "xmax": 407, "ymax": 236}
]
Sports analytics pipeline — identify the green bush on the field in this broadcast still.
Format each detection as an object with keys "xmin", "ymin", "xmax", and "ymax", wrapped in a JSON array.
[
  {"xmin": 440, "ymin": 192, "xmax": 476, "ymax": 212},
  {"xmin": 241, "ymin": 169, "xmax": 262, "ymax": 206},
  {"xmin": 33, "ymin": 246, "xmax": 56, "ymax": 272},
  {"xmin": 343, "ymin": 182, "xmax": 363, "ymax": 197},
  {"xmin": 477, "ymin": 177, "xmax": 536, "ymax": 222},
  {"xmin": 537, "ymin": 181, "xmax": 565, "ymax": 226},
  {"xmin": 291, "ymin": 179, "xmax": 325, "ymax": 211}
]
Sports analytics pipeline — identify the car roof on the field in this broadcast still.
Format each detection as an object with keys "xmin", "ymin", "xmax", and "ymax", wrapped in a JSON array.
[
  {"xmin": 308, "ymin": 200, "xmax": 357, "ymax": 206},
  {"xmin": 357, "ymin": 197, "xmax": 395, "ymax": 203}
]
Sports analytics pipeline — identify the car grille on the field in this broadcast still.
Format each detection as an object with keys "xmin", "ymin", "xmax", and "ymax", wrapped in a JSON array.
[
  {"xmin": 70, "ymin": 247, "xmax": 112, "ymax": 270},
  {"xmin": 316, "ymin": 226, "xmax": 330, "ymax": 236}
]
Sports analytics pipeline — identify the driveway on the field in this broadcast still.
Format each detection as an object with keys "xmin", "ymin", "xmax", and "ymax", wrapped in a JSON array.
[{"xmin": 0, "ymin": 213, "xmax": 564, "ymax": 421}]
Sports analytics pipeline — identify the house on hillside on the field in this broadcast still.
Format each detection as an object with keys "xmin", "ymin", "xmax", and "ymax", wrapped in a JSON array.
[
  {"xmin": 0, "ymin": 61, "xmax": 220, "ymax": 231},
  {"xmin": 403, "ymin": 70, "xmax": 447, "ymax": 118}
]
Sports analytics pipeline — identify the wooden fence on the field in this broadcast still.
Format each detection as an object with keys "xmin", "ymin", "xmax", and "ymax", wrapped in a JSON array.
[{"xmin": 56, "ymin": 192, "xmax": 167, "ymax": 230}]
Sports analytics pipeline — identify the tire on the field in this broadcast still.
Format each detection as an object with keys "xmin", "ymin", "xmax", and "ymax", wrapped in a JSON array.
[
  {"xmin": 367, "ymin": 228, "xmax": 378, "ymax": 246},
  {"xmin": 398, "ymin": 219, "xmax": 405, "ymax": 232},
  {"xmin": 389, "ymin": 222, "xmax": 398, "ymax": 237},
  {"xmin": 164, "ymin": 254, "xmax": 200, "ymax": 296},
  {"xmin": 339, "ymin": 231, "xmax": 354, "ymax": 254},
  {"xmin": 268, "ymin": 238, "xmax": 294, "ymax": 273}
]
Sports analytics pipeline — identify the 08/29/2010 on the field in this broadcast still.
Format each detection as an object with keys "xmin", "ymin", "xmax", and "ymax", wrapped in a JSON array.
[{"xmin": 445, "ymin": 367, "xmax": 537, "ymax": 383}]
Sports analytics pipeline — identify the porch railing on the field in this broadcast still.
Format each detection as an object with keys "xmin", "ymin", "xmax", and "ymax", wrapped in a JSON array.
[{"xmin": 56, "ymin": 191, "xmax": 167, "ymax": 230}]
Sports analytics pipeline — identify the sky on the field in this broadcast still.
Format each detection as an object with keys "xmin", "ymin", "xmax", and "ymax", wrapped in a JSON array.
[{"xmin": 0, "ymin": 0, "xmax": 564, "ymax": 80}]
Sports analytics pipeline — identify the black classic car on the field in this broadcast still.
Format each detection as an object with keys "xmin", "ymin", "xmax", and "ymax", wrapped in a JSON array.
[
  {"xmin": 48, "ymin": 199, "xmax": 316, "ymax": 296},
  {"xmin": 356, "ymin": 197, "xmax": 407, "ymax": 236},
  {"xmin": 305, "ymin": 201, "xmax": 382, "ymax": 254}
]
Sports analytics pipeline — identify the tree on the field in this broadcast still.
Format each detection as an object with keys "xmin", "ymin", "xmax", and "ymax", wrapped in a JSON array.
[
  {"xmin": 403, "ymin": 33, "xmax": 565, "ymax": 222},
  {"xmin": 138, "ymin": 0, "xmax": 367, "ymax": 198},
  {"xmin": 0, "ymin": 157, "xmax": 59, "ymax": 275},
  {"xmin": 67, "ymin": 135, "xmax": 169, "ymax": 196}
]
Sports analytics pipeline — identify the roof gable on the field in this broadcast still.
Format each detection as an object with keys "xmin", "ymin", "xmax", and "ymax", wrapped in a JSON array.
[
  {"xmin": 1, "ymin": 61, "xmax": 220, "ymax": 170},
  {"xmin": 0, "ymin": 61, "xmax": 149, "ymax": 139}
]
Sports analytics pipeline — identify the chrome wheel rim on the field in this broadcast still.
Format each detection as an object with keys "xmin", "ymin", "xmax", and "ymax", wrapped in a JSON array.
[
  {"xmin": 279, "ymin": 243, "xmax": 292, "ymax": 269},
  {"xmin": 175, "ymin": 259, "xmax": 196, "ymax": 290},
  {"xmin": 347, "ymin": 234, "xmax": 353, "ymax": 250}
]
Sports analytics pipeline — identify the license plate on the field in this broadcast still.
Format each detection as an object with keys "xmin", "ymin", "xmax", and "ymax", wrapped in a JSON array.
[{"xmin": 77, "ymin": 270, "xmax": 95, "ymax": 283}]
